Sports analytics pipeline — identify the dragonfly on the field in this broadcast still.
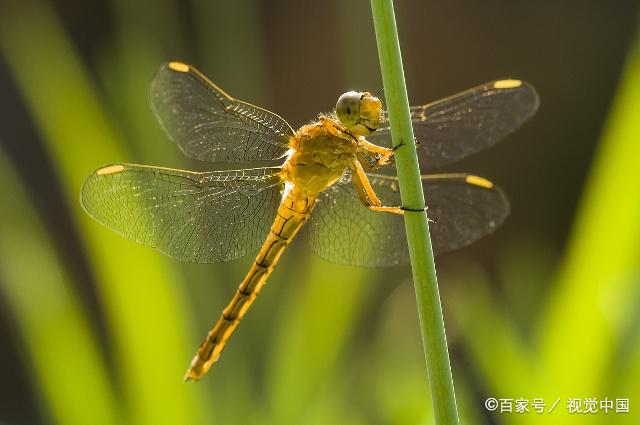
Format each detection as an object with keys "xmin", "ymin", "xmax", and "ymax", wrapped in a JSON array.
[{"xmin": 81, "ymin": 61, "xmax": 539, "ymax": 381}]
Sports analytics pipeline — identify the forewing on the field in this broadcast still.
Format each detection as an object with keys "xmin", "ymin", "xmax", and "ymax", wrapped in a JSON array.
[
  {"xmin": 368, "ymin": 80, "xmax": 539, "ymax": 169},
  {"xmin": 81, "ymin": 164, "xmax": 283, "ymax": 263},
  {"xmin": 307, "ymin": 173, "xmax": 509, "ymax": 267},
  {"xmin": 150, "ymin": 62, "xmax": 294, "ymax": 163}
]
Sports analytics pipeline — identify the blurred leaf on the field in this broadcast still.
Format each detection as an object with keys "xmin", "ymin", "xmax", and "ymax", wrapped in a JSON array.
[
  {"xmin": 0, "ymin": 149, "xmax": 121, "ymax": 425},
  {"xmin": 443, "ymin": 261, "xmax": 538, "ymax": 414},
  {"xmin": 538, "ymin": 19, "xmax": 640, "ymax": 411},
  {"xmin": 191, "ymin": 0, "xmax": 269, "ymax": 103},
  {"xmin": 266, "ymin": 255, "xmax": 373, "ymax": 424},
  {"xmin": 98, "ymin": 0, "xmax": 185, "ymax": 164},
  {"xmin": 0, "ymin": 1, "xmax": 209, "ymax": 424},
  {"xmin": 368, "ymin": 283, "xmax": 434, "ymax": 425},
  {"xmin": 617, "ymin": 295, "xmax": 640, "ymax": 425},
  {"xmin": 497, "ymin": 233, "xmax": 557, "ymax": 334},
  {"xmin": 438, "ymin": 18, "xmax": 640, "ymax": 425}
]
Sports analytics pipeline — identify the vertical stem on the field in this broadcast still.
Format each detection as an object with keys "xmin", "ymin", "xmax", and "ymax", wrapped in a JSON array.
[{"xmin": 369, "ymin": 1, "xmax": 460, "ymax": 424}]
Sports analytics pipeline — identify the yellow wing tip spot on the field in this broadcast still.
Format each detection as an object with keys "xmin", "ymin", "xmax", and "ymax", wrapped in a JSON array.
[
  {"xmin": 96, "ymin": 164, "xmax": 124, "ymax": 175},
  {"xmin": 493, "ymin": 79, "xmax": 522, "ymax": 89},
  {"xmin": 168, "ymin": 61, "xmax": 190, "ymax": 72},
  {"xmin": 465, "ymin": 175, "xmax": 494, "ymax": 189}
]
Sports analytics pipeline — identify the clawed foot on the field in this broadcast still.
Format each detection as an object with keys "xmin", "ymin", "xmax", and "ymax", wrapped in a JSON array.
[{"xmin": 400, "ymin": 206, "xmax": 427, "ymax": 213}]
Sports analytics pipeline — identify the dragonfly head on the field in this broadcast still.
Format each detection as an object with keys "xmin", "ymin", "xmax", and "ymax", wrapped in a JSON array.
[{"xmin": 336, "ymin": 91, "xmax": 383, "ymax": 136}]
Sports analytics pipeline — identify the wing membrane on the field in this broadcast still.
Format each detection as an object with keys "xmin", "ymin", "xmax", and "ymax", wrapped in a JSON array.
[
  {"xmin": 368, "ymin": 80, "xmax": 539, "ymax": 169},
  {"xmin": 150, "ymin": 62, "xmax": 294, "ymax": 163},
  {"xmin": 307, "ymin": 173, "xmax": 509, "ymax": 266},
  {"xmin": 81, "ymin": 163, "xmax": 283, "ymax": 263}
]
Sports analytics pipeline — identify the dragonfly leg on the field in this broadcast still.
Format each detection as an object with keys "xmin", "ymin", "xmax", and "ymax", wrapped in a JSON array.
[
  {"xmin": 357, "ymin": 151, "xmax": 383, "ymax": 171},
  {"xmin": 369, "ymin": 205, "xmax": 405, "ymax": 214},
  {"xmin": 349, "ymin": 159, "xmax": 404, "ymax": 215},
  {"xmin": 358, "ymin": 138, "xmax": 395, "ymax": 168},
  {"xmin": 370, "ymin": 205, "xmax": 428, "ymax": 214},
  {"xmin": 319, "ymin": 116, "xmax": 358, "ymax": 144},
  {"xmin": 319, "ymin": 116, "xmax": 395, "ymax": 168}
]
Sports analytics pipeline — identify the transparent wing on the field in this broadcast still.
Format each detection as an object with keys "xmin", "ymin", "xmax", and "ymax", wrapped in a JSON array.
[
  {"xmin": 307, "ymin": 172, "xmax": 509, "ymax": 267},
  {"xmin": 368, "ymin": 80, "xmax": 539, "ymax": 170},
  {"xmin": 81, "ymin": 163, "xmax": 283, "ymax": 263},
  {"xmin": 150, "ymin": 61, "xmax": 294, "ymax": 163}
]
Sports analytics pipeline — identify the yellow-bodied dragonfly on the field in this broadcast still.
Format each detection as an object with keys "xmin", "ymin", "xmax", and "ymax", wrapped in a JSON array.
[{"xmin": 81, "ymin": 61, "xmax": 539, "ymax": 381}]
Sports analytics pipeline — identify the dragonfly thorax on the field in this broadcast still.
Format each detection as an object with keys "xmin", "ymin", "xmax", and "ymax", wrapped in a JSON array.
[
  {"xmin": 335, "ymin": 91, "xmax": 383, "ymax": 136},
  {"xmin": 282, "ymin": 122, "xmax": 357, "ymax": 196}
]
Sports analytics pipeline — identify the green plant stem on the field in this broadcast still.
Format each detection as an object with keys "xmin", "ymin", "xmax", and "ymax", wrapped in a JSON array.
[{"xmin": 369, "ymin": 1, "xmax": 459, "ymax": 424}]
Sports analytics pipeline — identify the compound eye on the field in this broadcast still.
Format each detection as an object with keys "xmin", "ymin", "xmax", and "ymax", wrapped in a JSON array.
[{"xmin": 335, "ymin": 91, "xmax": 362, "ymax": 128}]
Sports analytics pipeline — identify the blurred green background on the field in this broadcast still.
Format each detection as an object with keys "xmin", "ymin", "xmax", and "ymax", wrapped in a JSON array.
[{"xmin": 1, "ymin": 0, "xmax": 639, "ymax": 424}]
